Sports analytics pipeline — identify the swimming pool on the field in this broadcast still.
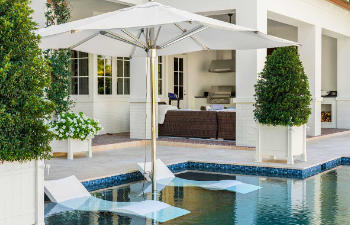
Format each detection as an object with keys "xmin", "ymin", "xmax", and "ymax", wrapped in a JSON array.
[{"xmin": 45, "ymin": 166, "xmax": 350, "ymax": 225}]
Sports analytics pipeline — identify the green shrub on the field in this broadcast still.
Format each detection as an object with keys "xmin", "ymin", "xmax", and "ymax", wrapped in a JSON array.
[
  {"xmin": 0, "ymin": 0, "xmax": 54, "ymax": 161},
  {"xmin": 49, "ymin": 112, "xmax": 102, "ymax": 141},
  {"xmin": 254, "ymin": 47, "xmax": 312, "ymax": 127},
  {"xmin": 45, "ymin": 0, "xmax": 73, "ymax": 114},
  {"xmin": 45, "ymin": 49, "xmax": 73, "ymax": 114}
]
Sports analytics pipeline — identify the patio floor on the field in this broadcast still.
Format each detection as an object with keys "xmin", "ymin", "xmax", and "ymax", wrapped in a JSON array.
[
  {"xmin": 46, "ymin": 132, "xmax": 350, "ymax": 181},
  {"xmin": 92, "ymin": 133, "xmax": 237, "ymax": 148},
  {"xmin": 92, "ymin": 128, "xmax": 350, "ymax": 150}
]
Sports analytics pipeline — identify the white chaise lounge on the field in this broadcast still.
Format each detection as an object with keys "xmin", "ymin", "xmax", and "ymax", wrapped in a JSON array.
[
  {"xmin": 137, "ymin": 159, "xmax": 261, "ymax": 194},
  {"xmin": 44, "ymin": 175, "xmax": 189, "ymax": 223}
]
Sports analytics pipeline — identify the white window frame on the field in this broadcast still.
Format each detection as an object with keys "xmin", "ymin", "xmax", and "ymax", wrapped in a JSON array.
[
  {"xmin": 173, "ymin": 57, "xmax": 184, "ymax": 99},
  {"xmin": 116, "ymin": 57, "xmax": 130, "ymax": 95},
  {"xmin": 97, "ymin": 55, "xmax": 113, "ymax": 95},
  {"xmin": 70, "ymin": 51, "xmax": 89, "ymax": 95},
  {"xmin": 158, "ymin": 56, "xmax": 163, "ymax": 96}
]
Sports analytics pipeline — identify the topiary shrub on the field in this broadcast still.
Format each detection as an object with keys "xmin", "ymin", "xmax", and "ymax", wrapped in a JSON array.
[
  {"xmin": 0, "ymin": 0, "xmax": 54, "ymax": 161},
  {"xmin": 254, "ymin": 47, "xmax": 312, "ymax": 127}
]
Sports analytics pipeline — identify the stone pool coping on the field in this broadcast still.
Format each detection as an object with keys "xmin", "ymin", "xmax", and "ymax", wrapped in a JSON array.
[{"xmin": 82, "ymin": 157, "xmax": 350, "ymax": 192}]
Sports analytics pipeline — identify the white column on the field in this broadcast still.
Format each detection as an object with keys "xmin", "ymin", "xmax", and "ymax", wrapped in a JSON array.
[
  {"xmin": 235, "ymin": 0, "xmax": 267, "ymax": 147},
  {"xmin": 298, "ymin": 24, "xmax": 322, "ymax": 136},
  {"xmin": 337, "ymin": 37, "xmax": 350, "ymax": 128},
  {"xmin": 130, "ymin": 56, "xmax": 158, "ymax": 139},
  {"xmin": 90, "ymin": 54, "xmax": 98, "ymax": 120}
]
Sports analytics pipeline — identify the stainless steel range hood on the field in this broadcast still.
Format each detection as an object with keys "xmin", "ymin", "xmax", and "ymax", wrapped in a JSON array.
[
  {"xmin": 208, "ymin": 59, "xmax": 235, "ymax": 73},
  {"xmin": 208, "ymin": 13, "xmax": 236, "ymax": 74}
]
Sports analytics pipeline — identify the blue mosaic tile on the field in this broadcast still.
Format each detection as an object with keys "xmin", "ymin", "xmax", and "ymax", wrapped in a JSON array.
[
  {"xmin": 168, "ymin": 162, "xmax": 188, "ymax": 173},
  {"xmin": 341, "ymin": 157, "xmax": 350, "ymax": 165},
  {"xmin": 82, "ymin": 171, "xmax": 143, "ymax": 192},
  {"xmin": 81, "ymin": 157, "xmax": 350, "ymax": 191}
]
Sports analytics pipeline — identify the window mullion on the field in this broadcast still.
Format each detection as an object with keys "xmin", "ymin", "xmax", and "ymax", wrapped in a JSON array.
[
  {"xmin": 77, "ymin": 58, "xmax": 80, "ymax": 95},
  {"xmin": 104, "ymin": 58, "xmax": 106, "ymax": 95},
  {"xmin": 122, "ymin": 58, "xmax": 125, "ymax": 95}
]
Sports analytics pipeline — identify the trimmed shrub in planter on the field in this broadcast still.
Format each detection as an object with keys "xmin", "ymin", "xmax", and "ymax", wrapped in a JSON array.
[
  {"xmin": 49, "ymin": 112, "xmax": 102, "ymax": 159},
  {"xmin": 254, "ymin": 47, "xmax": 312, "ymax": 164},
  {"xmin": 0, "ymin": 1, "xmax": 54, "ymax": 224}
]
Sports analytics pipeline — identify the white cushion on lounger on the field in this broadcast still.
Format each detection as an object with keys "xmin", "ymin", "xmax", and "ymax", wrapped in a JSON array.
[
  {"xmin": 119, "ymin": 200, "xmax": 170, "ymax": 216},
  {"xmin": 158, "ymin": 105, "xmax": 177, "ymax": 124},
  {"xmin": 201, "ymin": 180, "xmax": 242, "ymax": 190},
  {"xmin": 45, "ymin": 175, "xmax": 91, "ymax": 203},
  {"xmin": 137, "ymin": 159, "xmax": 175, "ymax": 181}
]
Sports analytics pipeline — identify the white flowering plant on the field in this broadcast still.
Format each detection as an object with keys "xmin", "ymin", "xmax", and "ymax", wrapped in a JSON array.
[{"xmin": 49, "ymin": 112, "xmax": 102, "ymax": 140}]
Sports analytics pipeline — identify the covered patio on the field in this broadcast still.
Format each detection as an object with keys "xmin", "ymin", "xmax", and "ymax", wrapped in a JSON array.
[{"xmin": 62, "ymin": 0, "xmax": 350, "ymax": 148}]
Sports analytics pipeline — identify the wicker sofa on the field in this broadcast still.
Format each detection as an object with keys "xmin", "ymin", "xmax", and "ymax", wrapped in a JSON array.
[
  {"xmin": 217, "ymin": 111, "xmax": 236, "ymax": 140},
  {"xmin": 158, "ymin": 110, "xmax": 236, "ymax": 140}
]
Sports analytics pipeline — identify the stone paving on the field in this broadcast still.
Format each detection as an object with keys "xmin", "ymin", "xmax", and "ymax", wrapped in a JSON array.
[
  {"xmin": 45, "ymin": 132, "xmax": 350, "ymax": 181},
  {"xmin": 92, "ymin": 129, "xmax": 350, "ymax": 148}
]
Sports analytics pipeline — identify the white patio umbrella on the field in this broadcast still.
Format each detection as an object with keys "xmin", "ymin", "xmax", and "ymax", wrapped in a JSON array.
[{"xmin": 37, "ymin": 1, "xmax": 297, "ymax": 197}]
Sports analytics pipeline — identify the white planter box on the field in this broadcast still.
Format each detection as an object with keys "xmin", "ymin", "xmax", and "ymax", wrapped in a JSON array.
[
  {"xmin": 0, "ymin": 160, "xmax": 44, "ymax": 225},
  {"xmin": 50, "ymin": 138, "xmax": 92, "ymax": 160},
  {"xmin": 256, "ymin": 124, "xmax": 307, "ymax": 164}
]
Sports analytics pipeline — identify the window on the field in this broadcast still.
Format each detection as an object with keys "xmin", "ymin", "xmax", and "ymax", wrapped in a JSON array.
[
  {"xmin": 173, "ymin": 57, "xmax": 184, "ymax": 99},
  {"xmin": 116, "ymin": 57, "xmax": 130, "ymax": 95},
  {"xmin": 97, "ymin": 55, "xmax": 112, "ymax": 95},
  {"xmin": 158, "ymin": 56, "xmax": 163, "ymax": 95},
  {"xmin": 71, "ymin": 51, "xmax": 89, "ymax": 95}
]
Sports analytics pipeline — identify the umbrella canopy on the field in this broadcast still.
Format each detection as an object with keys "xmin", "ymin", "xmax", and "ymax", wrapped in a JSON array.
[
  {"xmin": 37, "ymin": 1, "xmax": 297, "ymax": 197},
  {"xmin": 37, "ymin": 1, "xmax": 297, "ymax": 57}
]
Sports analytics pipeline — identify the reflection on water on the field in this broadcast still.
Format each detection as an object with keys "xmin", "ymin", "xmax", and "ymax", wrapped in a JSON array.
[{"xmin": 45, "ymin": 166, "xmax": 350, "ymax": 225}]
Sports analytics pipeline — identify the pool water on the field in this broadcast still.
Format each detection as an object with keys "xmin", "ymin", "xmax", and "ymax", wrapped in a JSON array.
[{"xmin": 45, "ymin": 166, "xmax": 350, "ymax": 225}]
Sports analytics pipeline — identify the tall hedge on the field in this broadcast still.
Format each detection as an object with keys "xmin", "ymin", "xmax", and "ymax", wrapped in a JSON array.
[
  {"xmin": 45, "ymin": 0, "xmax": 73, "ymax": 114},
  {"xmin": 254, "ymin": 47, "xmax": 312, "ymax": 126},
  {"xmin": 0, "ymin": 0, "xmax": 54, "ymax": 161}
]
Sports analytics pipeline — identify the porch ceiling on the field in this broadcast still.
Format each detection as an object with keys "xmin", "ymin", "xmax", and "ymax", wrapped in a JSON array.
[{"xmin": 68, "ymin": 0, "xmax": 127, "ymax": 21}]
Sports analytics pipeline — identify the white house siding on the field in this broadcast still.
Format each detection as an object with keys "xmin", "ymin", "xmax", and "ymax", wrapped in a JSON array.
[
  {"xmin": 322, "ymin": 35, "xmax": 337, "ymax": 92},
  {"xmin": 72, "ymin": 98, "xmax": 94, "ymax": 118},
  {"xmin": 267, "ymin": 20, "xmax": 298, "ymax": 42},
  {"xmin": 69, "ymin": 0, "xmax": 126, "ymax": 21},
  {"xmin": 337, "ymin": 38, "xmax": 350, "ymax": 129},
  {"xmin": 30, "ymin": 0, "xmax": 46, "ymax": 28},
  {"xmin": 93, "ymin": 98, "xmax": 130, "ymax": 134},
  {"xmin": 72, "ymin": 97, "xmax": 130, "ymax": 134},
  {"xmin": 267, "ymin": 0, "xmax": 350, "ymax": 37}
]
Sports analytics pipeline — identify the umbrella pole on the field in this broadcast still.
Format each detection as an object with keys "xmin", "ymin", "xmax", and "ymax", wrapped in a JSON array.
[{"xmin": 150, "ymin": 48, "xmax": 157, "ymax": 199}]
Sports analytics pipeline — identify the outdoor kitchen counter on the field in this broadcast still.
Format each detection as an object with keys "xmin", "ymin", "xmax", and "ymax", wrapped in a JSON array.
[
  {"xmin": 193, "ymin": 97, "xmax": 236, "ymax": 110},
  {"xmin": 194, "ymin": 96, "xmax": 236, "ymax": 98}
]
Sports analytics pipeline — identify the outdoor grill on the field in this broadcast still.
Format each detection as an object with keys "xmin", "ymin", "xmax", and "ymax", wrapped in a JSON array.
[{"xmin": 207, "ymin": 86, "xmax": 234, "ymax": 104}]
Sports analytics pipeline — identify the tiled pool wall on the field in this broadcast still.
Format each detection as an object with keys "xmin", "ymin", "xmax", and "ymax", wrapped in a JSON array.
[{"xmin": 82, "ymin": 157, "xmax": 350, "ymax": 192}]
